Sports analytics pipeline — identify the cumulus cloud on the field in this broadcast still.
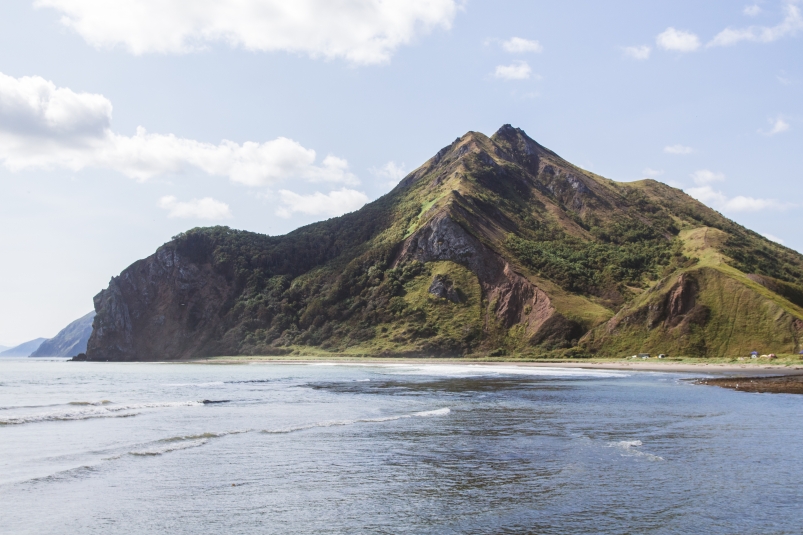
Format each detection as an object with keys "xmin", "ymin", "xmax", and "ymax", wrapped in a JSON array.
[
  {"xmin": 493, "ymin": 61, "xmax": 532, "ymax": 80},
  {"xmin": 370, "ymin": 160, "xmax": 407, "ymax": 187},
  {"xmin": 0, "ymin": 71, "xmax": 356, "ymax": 185},
  {"xmin": 744, "ymin": 5, "xmax": 763, "ymax": 17},
  {"xmin": 158, "ymin": 196, "xmax": 232, "ymax": 220},
  {"xmin": 710, "ymin": 2, "xmax": 803, "ymax": 47},
  {"xmin": 656, "ymin": 27, "xmax": 701, "ymax": 52},
  {"xmin": 686, "ymin": 169, "xmax": 790, "ymax": 212},
  {"xmin": 686, "ymin": 185, "xmax": 786, "ymax": 212},
  {"xmin": 664, "ymin": 144, "xmax": 694, "ymax": 154},
  {"xmin": 35, "ymin": 0, "xmax": 458, "ymax": 64},
  {"xmin": 501, "ymin": 37, "xmax": 543, "ymax": 53},
  {"xmin": 276, "ymin": 188, "xmax": 369, "ymax": 218},
  {"xmin": 623, "ymin": 45, "xmax": 651, "ymax": 60},
  {"xmin": 691, "ymin": 169, "xmax": 726, "ymax": 185},
  {"xmin": 643, "ymin": 168, "xmax": 664, "ymax": 177},
  {"xmin": 759, "ymin": 116, "xmax": 791, "ymax": 135}
]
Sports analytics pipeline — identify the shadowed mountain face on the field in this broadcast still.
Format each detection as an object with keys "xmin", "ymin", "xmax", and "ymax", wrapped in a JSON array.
[
  {"xmin": 30, "ymin": 311, "xmax": 95, "ymax": 358},
  {"xmin": 86, "ymin": 126, "xmax": 803, "ymax": 361}
]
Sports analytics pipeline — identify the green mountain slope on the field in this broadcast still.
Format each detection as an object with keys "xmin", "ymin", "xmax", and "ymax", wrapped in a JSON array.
[{"xmin": 86, "ymin": 125, "xmax": 803, "ymax": 360}]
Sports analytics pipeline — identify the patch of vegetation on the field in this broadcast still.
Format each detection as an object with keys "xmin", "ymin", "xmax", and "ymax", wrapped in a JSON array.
[{"xmin": 506, "ymin": 220, "xmax": 679, "ymax": 296}]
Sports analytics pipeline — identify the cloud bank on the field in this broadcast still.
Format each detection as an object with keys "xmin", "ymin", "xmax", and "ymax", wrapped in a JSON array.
[
  {"xmin": 0, "ymin": 71, "xmax": 356, "ymax": 185},
  {"xmin": 35, "ymin": 0, "xmax": 459, "ymax": 64},
  {"xmin": 277, "ymin": 188, "xmax": 369, "ymax": 218}
]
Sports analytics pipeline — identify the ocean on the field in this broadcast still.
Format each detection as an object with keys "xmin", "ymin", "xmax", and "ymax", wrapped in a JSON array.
[{"xmin": 1, "ymin": 359, "xmax": 801, "ymax": 534}]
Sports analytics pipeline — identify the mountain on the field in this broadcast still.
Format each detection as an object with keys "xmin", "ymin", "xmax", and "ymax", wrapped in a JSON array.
[
  {"xmin": 29, "ymin": 312, "xmax": 95, "ymax": 357},
  {"xmin": 0, "ymin": 345, "xmax": 9, "ymax": 353},
  {"xmin": 0, "ymin": 338, "xmax": 47, "ymax": 357},
  {"xmin": 86, "ymin": 125, "xmax": 803, "ymax": 361}
]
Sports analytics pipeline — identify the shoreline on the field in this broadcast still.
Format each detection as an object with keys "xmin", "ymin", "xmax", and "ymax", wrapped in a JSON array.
[{"xmin": 196, "ymin": 356, "xmax": 803, "ymax": 376}]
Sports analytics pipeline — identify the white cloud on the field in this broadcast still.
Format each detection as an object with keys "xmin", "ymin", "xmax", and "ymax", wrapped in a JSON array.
[
  {"xmin": 158, "ymin": 196, "xmax": 232, "ymax": 220},
  {"xmin": 691, "ymin": 169, "xmax": 726, "ymax": 185},
  {"xmin": 642, "ymin": 167, "xmax": 664, "ymax": 177},
  {"xmin": 664, "ymin": 144, "xmax": 694, "ymax": 155},
  {"xmin": 759, "ymin": 116, "xmax": 790, "ymax": 135},
  {"xmin": 623, "ymin": 45, "xmax": 651, "ymax": 60},
  {"xmin": 502, "ymin": 37, "xmax": 543, "ymax": 53},
  {"xmin": 35, "ymin": 0, "xmax": 458, "ymax": 65},
  {"xmin": 762, "ymin": 232, "xmax": 785, "ymax": 244},
  {"xmin": 744, "ymin": 5, "xmax": 763, "ymax": 17},
  {"xmin": 493, "ymin": 61, "xmax": 532, "ymax": 80},
  {"xmin": 276, "ymin": 188, "xmax": 369, "ymax": 218},
  {"xmin": 709, "ymin": 2, "xmax": 803, "ymax": 47},
  {"xmin": 370, "ymin": 161, "xmax": 408, "ymax": 187},
  {"xmin": 656, "ymin": 27, "xmax": 701, "ymax": 52},
  {"xmin": 0, "ymin": 71, "xmax": 357, "ymax": 185},
  {"xmin": 686, "ymin": 185, "xmax": 788, "ymax": 212}
]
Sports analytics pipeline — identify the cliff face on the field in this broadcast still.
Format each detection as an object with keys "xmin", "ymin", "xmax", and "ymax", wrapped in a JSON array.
[{"xmin": 86, "ymin": 125, "xmax": 803, "ymax": 360}]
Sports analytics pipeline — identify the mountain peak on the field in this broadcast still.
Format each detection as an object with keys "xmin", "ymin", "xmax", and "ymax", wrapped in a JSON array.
[{"xmin": 84, "ymin": 127, "xmax": 803, "ymax": 361}]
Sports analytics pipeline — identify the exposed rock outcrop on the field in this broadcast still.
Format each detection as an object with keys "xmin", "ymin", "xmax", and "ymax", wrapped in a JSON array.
[{"xmin": 88, "ymin": 247, "xmax": 236, "ymax": 360}]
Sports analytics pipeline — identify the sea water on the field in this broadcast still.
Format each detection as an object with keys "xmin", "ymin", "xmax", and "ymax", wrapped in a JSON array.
[{"xmin": 1, "ymin": 359, "xmax": 802, "ymax": 534}]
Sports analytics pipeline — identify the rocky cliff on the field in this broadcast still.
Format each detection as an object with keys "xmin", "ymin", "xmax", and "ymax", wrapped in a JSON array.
[{"xmin": 86, "ymin": 125, "xmax": 803, "ymax": 360}]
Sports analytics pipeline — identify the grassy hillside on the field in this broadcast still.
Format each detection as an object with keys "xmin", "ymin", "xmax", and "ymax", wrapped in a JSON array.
[{"xmin": 87, "ymin": 125, "xmax": 803, "ymax": 360}]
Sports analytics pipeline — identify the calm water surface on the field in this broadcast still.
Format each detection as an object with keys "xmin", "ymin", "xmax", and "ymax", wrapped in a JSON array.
[{"xmin": 1, "ymin": 359, "xmax": 801, "ymax": 534}]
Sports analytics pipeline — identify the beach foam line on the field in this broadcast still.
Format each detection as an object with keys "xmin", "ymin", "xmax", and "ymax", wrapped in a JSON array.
[
  {"xmin": 0, "ymin": 401, "xmax": 203, "ymax": 426},
  {"xmin": 308, "ymin": 362, "xmax": 629, "ymax": 378}
]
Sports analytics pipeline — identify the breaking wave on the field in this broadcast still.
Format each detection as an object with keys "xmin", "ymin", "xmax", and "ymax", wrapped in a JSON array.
[
  {"xmin": 130, "ymin": 439, "xmax": 209, "ymax": 456},
  {"xmin": 262, "ymin": 407, "xmax": 450, "ymax": 434},
  {"xmin": 0, "ymin": 401, "xmax": 203, "ymax": 426}
]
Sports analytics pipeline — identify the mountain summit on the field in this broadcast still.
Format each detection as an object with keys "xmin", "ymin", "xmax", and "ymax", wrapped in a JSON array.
[{"xmin": 86, "ymin": 126, "xmax": 803, "ymax": 360}]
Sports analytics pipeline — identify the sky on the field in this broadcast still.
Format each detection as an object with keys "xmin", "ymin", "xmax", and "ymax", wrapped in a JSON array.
[{"xmin": 0, "ymin": 0, "xmax": 801, "ymax": 346}]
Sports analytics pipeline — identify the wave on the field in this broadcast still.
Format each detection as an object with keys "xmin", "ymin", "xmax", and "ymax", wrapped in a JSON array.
[
  {"xmin": 413, "ymin": 408, "xmax": 450, "ymax": 417},
  {"xmin": 608, "ymin": 440, "xmax": 664, "ymax": 461},
  {"xmin": 68, "ymin": 400, "xmax": 112, "ymax": 406},
  {"xmin": 0, "ymin": 401, "xmax": 203, "ymax": 426},
  {"xmin": 130, "ymin": 439, "xmax": 209, "ymax": 456},
  {"xmin": 262, "ymin": 407, "xmax": 450, "ymax": 434},
  {"xmin": 225, "ymin": 379, "xmax": 272, "ymax": 384}
]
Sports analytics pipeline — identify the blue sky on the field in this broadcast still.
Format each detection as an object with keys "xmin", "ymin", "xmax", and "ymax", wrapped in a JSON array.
[{"xmin": 0, "ymin": 0, "xmax": 801, "ymax": 345}]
